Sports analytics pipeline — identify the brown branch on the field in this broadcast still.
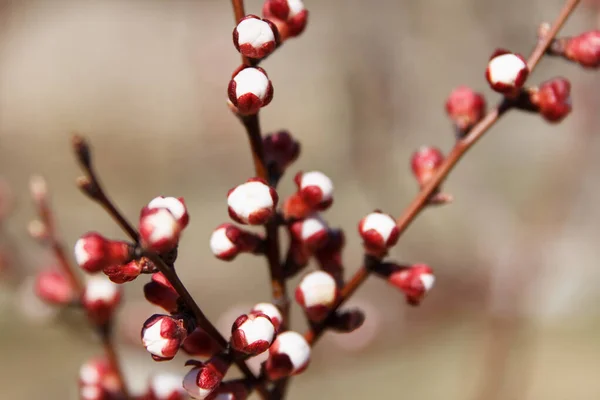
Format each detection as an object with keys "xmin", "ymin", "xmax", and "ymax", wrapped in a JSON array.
[
  {"xmin": 30, "ymin": 176, "xmax": 131, "ymax": 399},
  {"xmin": 303, "ymin": 0, "xmax": 581, "ymax": 346},
  {"xmin": 71, "ymin": 137, "xmax": 270, "ymax": 399}
]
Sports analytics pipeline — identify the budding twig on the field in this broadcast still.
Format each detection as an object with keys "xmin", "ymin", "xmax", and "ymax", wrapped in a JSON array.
[{"xmin": 302, "ymin": 0, "xmax": 582, "ymax": 346}]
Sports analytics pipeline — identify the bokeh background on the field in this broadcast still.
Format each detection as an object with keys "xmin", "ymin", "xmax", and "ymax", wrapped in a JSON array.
[{"xmin": 1, "ymin": 0, "xmax": 600, "ymax": 399}]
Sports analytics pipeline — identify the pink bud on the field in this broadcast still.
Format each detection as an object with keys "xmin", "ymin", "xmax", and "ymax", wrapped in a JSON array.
[
  {"xmin": 144, "ymin": 272, "xmax": 180, "ymax": 313},
  {"xmin": 485, "ymin": 49, "xmax": 529, "ymax": 94},
  {"xmin": 263, "ymin": 130, "xmax": 300, "ymax": 176},
  {"xmin": 103, "ymin": 260, "xmax": 142, "ymax": 284},
  {"xmin": 265, "ymin": 331, "xmax": 311, "ymax": 380},
  {"xmin": 231, "ymin": 312, "xmax": 275, "ymax": 355},
  {"xmin": 141, "ymin": 314, "xmax": 188, "ymax": 361},
  {"xmin": 227, "ymin": 178, "xmax": 278, "ymax": 225},
  {"xmin": 295, "ymin": 271, "xmax": 338, "ymax": 321},
  {"xmin": 388, "ymin": 264, "xmax": 435, "ymax": 306},
  {"xmin": 565, "ymin": 30, "xmax": 600, "ymax": 68},
  {"xmin": 282, "ymin": 192, "xmax": 312, "ymax": 220},
  {"xmin": 289, "ymin": 214, "xmax": 329, "ymax": 251},
  {"xmin": 410, "ymin": 146, "xmax": 444, "ymax": 186},
  {"xmin": 250, "ymin": 302, "xmax": 283, "ymax": 332},
  {"xmin": 183, "ymin": 357, "xmax": 229, "ymax": 400},
  {"xmin": 146, "ymin": 196, "xmax": 190, "ymax": 230},
  {"xmin": 82, "ymin": 277, "xmax": 122, "ymax": 325},
  {"xmin": 34, "ymin": 268, "xmax": 75, "ymax": 305},
  {"xmin": 139, "ymin": 208, "xmax": 182, "ymax": 253},
  {"xmin": 358, "ymin": 211, "xmax": 399, "ymax": 257},
  {"xmin": 227, "ymin": 66, "xmax": 273, "ymax": 115},
  {"xmin": 262, "ymin": 0, "xmax": 308, "ymax": 38},
  {"xmin": 535, "ymin": 77, "xmax": 572, "ymax": 123},
  {"xmin": 74, "ymin": 232, "xmax": 132, "ymax": 273},
  {"xmin": 148, "ymin": 373, "xmax": 186, "ymax": 400},
  {"xmin": 294, "ymin": 171, "xmax": 334, "ymax": 210},
  {"xmin": 233, "ymin": 15, "xmax": 279, "ymax": 59},
  {"xmin": 445, "ymin": 86, "xmax": 486, "ymax": 133},
  {"xmin": 209, "ymin": 223, "xmax": 262, "ymax": 261},
  {"xmin": 182, "ymin": 328, "xmax": 221, "ymax": 357}
]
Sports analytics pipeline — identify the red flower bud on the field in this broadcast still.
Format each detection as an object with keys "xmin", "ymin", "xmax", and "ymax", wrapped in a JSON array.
[
  {"xmin": 263, "ymin": 130, "xmax": 301, "ymax": 176},
  {"xmin": 233, "ymin": 15, "xmax": 279, "ymax": 59},
  {"xmin": 388, "ymin": 264, "xmax": 435, "ymax": 306},
  {"xmin": 182, "ymin": 328, "xmax": 221, "ymax": 358},
  {"xmin": 262, "ymin": 0, "xmax": 308, "ymax": 39},
  {"xmin": 139, "ymin": 208, "xmax": 182, "ymax": 254},
  {"xmin": 329, "ymin": 309, "xmax": 365, "ymax": 333},
  {"xmin": 103, "ymin": 260, "xmax": 142, "ymax": 284},
  {"xmin": 565, "ymin": 30, "xmax": 600, "ymax": 68},
  {"xmin": 410, "ymin": 146, "xmax": 444, "ymax": 186},
  {"xmin": 209, "ymin": 223, "xmax": 263, "ymax": 261},
  {"xmin": 445, "ymin": 86, "xmax": 486, "ymax": 134},
  {"xmin": 34, "ymin": 268, "xmax": 75, "ymax": 305},
  {"xmin": 144, "ymin": 272, "xmax": 180, "ymax": 313},
  {"xmin": 145, "ymin": 196, "xmax": 190, "ymax": 230},
  {"xmin": 289, "ymin": 214, "xmax": 329, "ymax": 251},
  {"xmin": 183, "ymin": 356, "xmax": 229, "ymax": 400},
  {"xmin": 294, "ymin": 171, "xmax": 334, "ymax": 210},
  {"xmin": 358, "ymin": 211, "xmax": 399, "ymax": 258},
  {"xmin": 250, "ymin": 302, "xmax": 283, "ymax": 332},
  {"xmin": 534, "ymin": 77, "xmax": 572, "ymax": 123},
  {"xmin": 74, "ymin": 232, "xmax": 132, "ymax": 273}
]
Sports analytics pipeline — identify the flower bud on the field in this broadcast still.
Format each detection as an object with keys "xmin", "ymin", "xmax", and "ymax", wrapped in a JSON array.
[
  {"xmin": 294, "ymin": 171, "xmax": 334, "ymax": 210},
  {"xmin": 485, "ymin": 49, "xmax": 529, "ymax": 94},
  {"xmin": 262, "ymin": 0, "xmax": 308, "ymax": 39},
  {"xmin": 315, "ymin": 228, "xmax": 345, "ymax": 286},
  {"xmin": 329, "ymin": 309, "xmax": 365, "ymax": 333},
  {"xmin": 227, "ymin": 66, "xmax": 273, "ymax": 115},
  {"xmin": 295, "ymin": 271, "xmax": 338, "ymax": 321},
  {"xmin": 74, "ymin": 232, "xmax": 132, "ymax": 273},
  {"xmin": 388, "ymin": 264, "xmax": 435, "ymax": 306},
  {"xmin": 103, "ymin": 260, "xmax": 142, "ymax": 284},
  {"xmin": 139, "ymin": 208, "xmax": 182, "ymax": 253},
  {"xmin": 265, "ymin": 331, "xmax": 310, "ymax": 380},
  {"xmin": 79, "ymin": 357, "xmax": 117, "ymax": 390},
  {"xmin": 230, "ymin": 312, "xmax": 276, "ymax": 355},
  {"xmin": 34, "ymin": 268, "xmax": 75, "ymax": 305},
  {"xmin": 209, "ymin": 223, "xmax": 263, "ymax": 261},
  {"xmin": 233, "ymin": 15, "xmax": 279, "ymax": 59},
  {"xmin": 82, "ymin": 277, "xmax": 122, "ymax": 325},
  {"xmin": 564, "ymin": 30, "xmax": 600, "ymax": 68},
  {"xmin": 183, "ymin": 357, "xmax": 229, "ymax": 399},
  {"xmin": 144, "ymin": 272, "xmax": 180, "ymax": 313},
  {"xmin": 146, "ymin": 196, "xmax": 190, "ymax": 230},
  {"xmin": 533, "ymin": 77, "xmax": 572, "ymax": 123},
  {"xmin": 282, "ymin": 192, "xmax": 312, "ymax": 220},
  {"xmin": 148, "ymin": 372, "xmax": 186, "ymax": 400},
  {"xmin": 289, "ymin": 214, "xmax": 329, "ymax": 251},
  {"xmin": 358, "ymin": 211, "xmax": 399, "ymax": 257},
  {"xmin": 209, "ymin": 380, "xmax": 248, "ymax": 400},
  {"xmin": 141, "ymin": 314, "xmax": 188, "ymax": 361},
  {"xmin": 182, "ymin": 328, "xmax": 221, "ymax": 357},
  {"xmin": 410, "ymin": 146, "xmax": 444, "ymax": 186},
  {"xmin": 445, "ymin": 86, "xmax": 486, "ymax": 134},
  {"xmin": 263, "ymin": 130, "xmax": 300, "ymax": 177},
  {"xmin": 227, "ymin": 178, "xmax": 278, "ymax": 225},
  {"xmin": 250, "ymin": 303, "xmax": 282, "ymax": 332}
]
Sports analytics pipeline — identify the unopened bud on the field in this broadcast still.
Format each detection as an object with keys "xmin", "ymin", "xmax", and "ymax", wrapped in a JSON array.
[
  {"xmin": 227, "ymin": 178, "xmax": 278, "ymax": 225},
  {"xmin": 144, "ymin": 272, "xmax": 180, "ymax": 313},
  {"xmin": 358, "ymin": 211, "xmax": 399, "ymax": 257},
  {"xmin": 141, "ymin": 314, "xmax": 189, "ymax": 361},
  {"xmin": 295, "ymin": 271, "xmax": 338, "ymax": 321},
  {"xmin": 295, "ymin": 171, "xmax": 334, "ymax": 211},
  {"xmin": 230, "ymin": 312, "xmax": 276, "ymax": 355},
  {"xmin": 209, "ymin": 223, "xmax": 263, "ymax": 261},
  {"xmin": 250, "ymin": 302, "xmax": 283, "ymax": 332},
  {"xmin": 74, "ymin": 232, "xmax": 133, "ymax": 273},
  {"xmin": 388, "ymin": 263, "xmax": 435, "ymax": 306},
  {"xmin": 265, "ymin": 331, "xmax": 310, "ymax": 380},
  {"xmin": 233, "ymin": 15, "xmax": 279, "ymax": 59},
  {"xmin": 139, "ymin": 208, "xmax": 181, "ymax": 253},
  {"xmin": 34, "ymin": 268, "xmax": 75, "ymax": 305},
  {"xmin": 485, "ymin": 49, "xmax": 529, "ymax": 94},
  {"xmin": 228, "ymin": 66, "xmax": 273, "ymax": 115},
  {"xmin": 445, "ymin": 86, "xmax": 486, "ymax": 135},
  {"xmin": 82, "ymin": 277, "xmax": 122, "ymax": 325}
]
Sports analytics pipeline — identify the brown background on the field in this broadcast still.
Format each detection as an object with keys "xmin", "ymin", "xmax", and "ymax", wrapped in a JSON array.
[{"xmin": 0, "ymin": 0, "xmax": 599, "ymax": 399}]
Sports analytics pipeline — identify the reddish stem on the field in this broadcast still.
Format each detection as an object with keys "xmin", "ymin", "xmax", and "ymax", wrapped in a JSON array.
[{"xmin": 302, "ymin": 0, "xmax": 581, "ymax": 346}]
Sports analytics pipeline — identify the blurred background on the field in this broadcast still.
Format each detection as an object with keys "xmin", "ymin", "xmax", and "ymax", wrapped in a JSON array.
[{"xmin": 1, "ymin": 0, "xmax": 600, "ymax": 399}]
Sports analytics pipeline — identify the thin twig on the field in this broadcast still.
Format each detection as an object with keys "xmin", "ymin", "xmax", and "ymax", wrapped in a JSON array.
[
  {"xmin": 31, "ymin": 177, "xmax": 131, "ymax": 399},
  {"xmin": 303, "ymin": 0, "xmax": 581, "ymax": 346}
]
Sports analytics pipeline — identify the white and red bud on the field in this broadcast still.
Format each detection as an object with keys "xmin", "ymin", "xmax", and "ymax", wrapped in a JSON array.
[
  {"xmin": 148, "ymin": 372, "xmax": 186, "ymax": 400},
  {"xmin": 485, "ymin": 49, "xmax": 529, "ymax": 94},
  {"xmin": 410, "ymin": 146, "xmax": 444, "ymax": 187},
  {"xmin": 82, "ymin": 277, "xmax": 122, "ymax": 325},
  {"xmin": 141, "ymin": 314, "xmax": 188, "ymax": 361},
  {"xmin": 183, "ymin": 357, "xmax": 229, "ymax": 399},
  {"xmin": 79, "ymin": 357, "xmax": 117, "ymax": 390},
  {"xmin": 74, "ymin": 232, "xmax": 132, "ymax": 273},
  {"xmin": 329, "ymin": 309, "xmax": 365, "ymax": 333},
  {"xmin": 34, "ymin": 268, "xmax": 75, "ymax": 305},
  {"xmin": 233, "ymin": 15, "xmax": 279, "ymax": 59},
  {"xmin": 250, "ymin": 302, "xmax": 283, "ymax": 332},
  {"xmin": 358, "ymin": 211, "xmax": 399, "ymax": 257},
  {"xmin": 388, "ymin": 264, "xmax": 435, "ymax": 306},
  {"xmin": 228, "ymin": 66, "xmax": 273, "ymax": 115},
  {"xmin": 146, "ymin": 196, "xmax": 190, "ymax": 230},
  {"xmin": 532, "ymin": 77, "xmax": 572, "ymax": 123},
  {"xmin": 230, "ymin": 312, "xmax": 276, "ymax": 355},
  {"xmin": 182, "ymin": 328, "xmax": 221, "ymax": 357},
  {"xmin": 289, "ymin": 214, "xmax": 329, "ymax": 251},
  {"xmin": 265, "ymin": 331, "xmax": 311, "ymax": 380},
  {"xmin": 295, "ymin": 271, "xmax": 338, "ymax": 321},
  {"xmin": 564, "ymin": 30, "xmax": 600, "ymax": 68},
  {"xmin": 144, "ymin": 272, "xmax": 180, "ymax": 313},
  {"xmin": 294, "ymin": 171, "xmax": 334, "ymax": 210},
  {"xmin": 263, "ymin": 130, "xmax": 300, "ymax": 176},
  {"xmin": 102, "ymin": 260, "xmax": 142, "ymax": 284},
  {"xmin": 262, "ymin": 0, "xmax": 308, "ymax": 39},
  {"xmin": 227, "ymin": 178, "xmax": 278, "ymax": 225},
  {"xmin": 209, "ymin": 223, "xmax": 263, "ymax": 261},
  {"xmin": 209, "ymin": 380, "xmax": 249, "ymax": 400},
  {"xmin": 445, "ymin": 86, "xmax": 486, "ymax": 133},
  {"xmin": 139, "ymin": 208, "xmax": 182, "ymax": 253}
]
